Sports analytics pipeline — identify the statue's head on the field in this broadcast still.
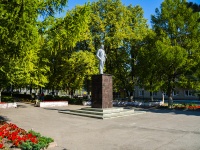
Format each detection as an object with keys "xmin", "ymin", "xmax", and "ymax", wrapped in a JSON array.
[{"xmin": 101, "ymin": 44, "xmax": 104, "ymax": 49}]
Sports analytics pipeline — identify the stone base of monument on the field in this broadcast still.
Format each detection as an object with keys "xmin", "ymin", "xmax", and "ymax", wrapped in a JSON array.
[
  {"xmin": 59, "ymin": 74, "xmax": 145, "ymax": 119},
  {"xmin": 59, "ymin": 107, "xmax": 145, "ymax": 119},
  {"xmin": 91, "ymin": 74, "xmax": 113, "ymax": 108}
]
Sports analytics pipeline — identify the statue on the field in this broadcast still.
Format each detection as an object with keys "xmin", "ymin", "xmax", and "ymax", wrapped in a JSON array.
[{"xmin": 96, "ymin": 45, "xmax": 106, "ymax": 74}]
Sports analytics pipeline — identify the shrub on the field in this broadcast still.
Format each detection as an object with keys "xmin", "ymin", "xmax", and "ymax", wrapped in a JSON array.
[
  {"xmin": 20, "ymin": 130, "xmax": 54, "ymax": 150},
  {"xmin": 1, "ymin": 96, "xmax": 14, "ymax": 103},
  {"xmin": 67, "ymin": 98, "xmax": 84, "ymax": 105}
]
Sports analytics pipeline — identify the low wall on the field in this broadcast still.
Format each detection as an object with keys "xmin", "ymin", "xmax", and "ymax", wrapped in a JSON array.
[
  {"xmin": 113, "ymin": 101, "xmax": 164, "ymax": 107},
  {"xmin": 0, "ymin": 103, "xmax": 17, "ymax": 109},
  {"xmin": 39, "ymin": 101, "xmax": 68, "ymax": 107},
  {"xmin": 137, "ymin": 101, "xmax": 164, "ymax": 107}
]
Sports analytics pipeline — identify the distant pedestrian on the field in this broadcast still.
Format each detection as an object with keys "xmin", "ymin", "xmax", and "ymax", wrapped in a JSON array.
[{"xmin": 40, "ymin": 92, "xmax": 44, "ymax": 101}]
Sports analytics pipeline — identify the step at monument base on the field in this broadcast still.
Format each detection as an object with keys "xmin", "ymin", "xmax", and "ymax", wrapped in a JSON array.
[{"xmin": 59, "ymin": 107, "xmax": 145, "ymax": 119}]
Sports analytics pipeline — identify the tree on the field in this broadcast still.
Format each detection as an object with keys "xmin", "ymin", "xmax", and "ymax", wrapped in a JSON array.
[
  {"xmin": 187, "ymin": 2, "xmax": 200, "ymax": 12},
  {"xmin": 89, "ymin": 0, "xmax": 148, "ymax": 99},
  {"xmin": 62, "ymin": 51, "xmax": 98, "ymax": 96},
  {"xmin": 151, "ymin": 0, "xmax": 200, "ymax": 107},
  {"xmin": 43, "ymin": 4, "xmax": 92, "ymax": 94},
  {"xmin": 0, "ymin": 0, "xmax": 68, "ymax": 101},
  {"xmin": 123, "ymin": 5, "xmax": 149, "ymax": 99},
  {"xmin": 137, "ymin": 30, "xmax": 165, "ymax": 101}
]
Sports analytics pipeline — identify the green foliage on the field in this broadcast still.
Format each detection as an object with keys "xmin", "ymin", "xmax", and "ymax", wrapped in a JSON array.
[
  {"xmin": 20, "ymin": 141, "xmax": 33, "ymax": 150},
  {"xmin": 63, "ymin": 4, "xmax": 91, "ymax": 49},
  {"xmin": 38, "ymin": 0, "xmax": 68, "ymax": 17},
  {"xmin": 20, "ymin": 130, "xmax": 54, "ymax": 150},
  {"xmin": 44, "ymin": 95, "xmax": 54, "ymax": 100},
  {"xmin": 150, "ymin": 0, "xmax": 200, "ymax": 107},
  {"xmin": 1, "ymin": 96, "xmax": 14, "ymax": 103},
  {"xmin": 186, "ymin": 2, "xmax": 200, "ymax": 21},
  {"xmin": 0, "ymin": 0, "xmax": 40, "ymax": 92},
  {"xmin": 44, "ymin": 95, "xmax": 69, "ymax": 100},
  {"xmin": 28, "ymin": 130, "xmax": 42, "ymax": 137},
  {"xmin": 62, "ymin": 51, "xmax": 98, "ymax": 95},
  {"xmin": 67, "ymin": 98, "xmax": 84, "ymax": 105},
  {"xmin": 0, "ymin": 0, "xmax": 68, "ymax": 101},
  {"xmin": 90, "ymin": 0, "xmax": 148, "ymax": 96},
  {"xmin": 1, "ymin": 0, "xmax": 199, "ymax": 104},
  {"xmin": 43, "ymin": 4, "xmax": 92, "ymax": 92},
  {"xmin": 137, "ymin": 30, "xmax": 164, "ymax": 96}
]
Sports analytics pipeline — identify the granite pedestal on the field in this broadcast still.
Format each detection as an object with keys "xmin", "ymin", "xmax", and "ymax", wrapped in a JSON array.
[
  {"xmin": 91, "ymin": 74, "xmax": 113, "ymax": 108},
  {"xmin": 59, "ymin": 74, "xmax": 142, "ymax": 119}
]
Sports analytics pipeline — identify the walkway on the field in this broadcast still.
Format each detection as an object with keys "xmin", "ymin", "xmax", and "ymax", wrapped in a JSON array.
[{"xmin": 1, "ymin": 102, "xmax": 200, "ymax": 150}]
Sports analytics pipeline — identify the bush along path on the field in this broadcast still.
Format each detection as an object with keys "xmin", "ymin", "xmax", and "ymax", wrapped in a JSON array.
[{"xmin": 0, "ymin": 121, "xmax": 54, "ymax": 150}]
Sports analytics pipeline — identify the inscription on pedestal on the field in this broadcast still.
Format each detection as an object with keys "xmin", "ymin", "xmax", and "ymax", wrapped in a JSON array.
[{"xmin": 92, "ymin": 74, "xmax": 113, "ymax": 108}]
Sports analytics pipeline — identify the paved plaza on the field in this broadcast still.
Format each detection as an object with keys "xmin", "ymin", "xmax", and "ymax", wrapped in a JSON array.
[{"xmin": 1, "ymin": 102, "xmax": 200, "ymax": 150}]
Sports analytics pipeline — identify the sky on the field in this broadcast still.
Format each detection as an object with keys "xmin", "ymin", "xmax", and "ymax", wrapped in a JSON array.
[{"xmin": 55, "ymin": 0, "xmax": 200, "ymax": 26}]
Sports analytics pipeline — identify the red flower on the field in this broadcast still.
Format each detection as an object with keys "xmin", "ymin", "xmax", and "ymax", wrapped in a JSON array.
[
  {"xmin": 27, "ymin": 133, "xmax": 34, "ymax": 138},
  {"xmin": 0, "ymin": 143, "xmax": 4, "ymax": 149},
  {"xmin": 0, "ymin": 131, "xmax": 3, "ymax": 137},
  {"xmin": 30, "ymin": 137, "xmax": 38, "ymax": 144},
  {"xmin": 0, "ymin": 122, "xmax": 40, "ymax": 148},
  {"xmin": 14, "ymin": 140, "xmax": 20, "ymax": 147}
]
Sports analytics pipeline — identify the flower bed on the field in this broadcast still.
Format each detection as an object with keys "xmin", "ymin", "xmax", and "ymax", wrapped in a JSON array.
[
  {"xmin": 159, "ymin": 103, "xmax": 200, "ymax": 110},
  {"xmin": 187, "ymin": 105, "xmax": 200, "ymax": 110},
  {"xmin": 0, "ymin": 121, "xmax": 54, "ymax": 149}
]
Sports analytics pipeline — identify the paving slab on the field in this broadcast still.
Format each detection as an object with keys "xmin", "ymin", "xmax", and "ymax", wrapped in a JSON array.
[{"xmin": 1, "ymin": 102, "xmax": 200, "ymax": 150}]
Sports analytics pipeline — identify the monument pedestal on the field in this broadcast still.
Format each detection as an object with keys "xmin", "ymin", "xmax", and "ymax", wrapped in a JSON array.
[
  {"xmin": 91, "ymin": 74, "xmax": 113, "ymax": 108},
  {"xmin": 59, "ymin": 74, "xmax": 144, "ymax": 119}
]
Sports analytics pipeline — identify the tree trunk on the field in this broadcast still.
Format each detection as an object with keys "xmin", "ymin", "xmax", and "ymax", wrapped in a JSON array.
[
  {"xmin": 168, "ymin": 95, "xmax": 173, "ymax": 108},
  {"xmin": 35, "ymin": 88, "xmax": 39, "ymax": 100},
  {"xmin": 162, "ymin": 93, "xmax": 165, "ymax": 104},
  {"xmin": 167, "ymin": 78, "xmax": 173, "ymax": 108},
  {"xmin": 167, "ymin": 90, "xmax": 173, "ymax": 108},
  {"xmin": 52, "ymin": 87, "xmax": 55, "ymax": 96},
  {"xmin": 39, "ymin": 87, "xmax": 42, "ymax": 94},
  {"xmin": 0, "ymin": 89, "xmax": 2, "ymax": 102},
  {"xmin": 128, "ymin": 91, "xmax": 133, "ymax": 102},
  {"xmin": 11, "ymin": 84, "xmax": 13, "ymax": 97},
  {"xmin": 150, "ymin": 92, "xmax": 154, "ymax": 101},
  {"xmin": 30, "ymin": 85, "xmax": 32, "ymax": 95},
  {"xmin": 86, "ymin": 79, "xmax": 91, "ymax": 99},
  {"xmin": 69, "ymin": 89, "xmax": 74, "ymax": 98}
]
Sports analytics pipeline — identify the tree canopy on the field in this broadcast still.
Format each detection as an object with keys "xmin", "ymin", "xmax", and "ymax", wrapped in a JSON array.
[
  {"xmin": 149, "ymin": 0, "xmax": 200, "ymax": 107},
  {"xmin": 0, "ymin": 0, "xmax": 199, "ymax": 104}
]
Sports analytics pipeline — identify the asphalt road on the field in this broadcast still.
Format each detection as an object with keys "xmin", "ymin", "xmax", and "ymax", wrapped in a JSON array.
[{"xmin": 1, "ymin": 103, "xmax": 200, "ymax": 150}]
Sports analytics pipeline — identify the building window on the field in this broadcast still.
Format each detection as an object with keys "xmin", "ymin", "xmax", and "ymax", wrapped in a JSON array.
[
  {"xmin": 173, "ymin": 90, "xmax": 179, "ymax": 96},
  {"xmin": 185, "ymin": 90, "xmax": 194, "ymax": 96},
  {"xmin": 153, "ymin": 92, "xmax": 157, "ymax": 96},
  {"xmin": 139, "ymin": 90, "xmax": 144, "ymax": 96},
  {"xmin": 162, "ymin": 92, "xmax": 167, "ymax": 96}
]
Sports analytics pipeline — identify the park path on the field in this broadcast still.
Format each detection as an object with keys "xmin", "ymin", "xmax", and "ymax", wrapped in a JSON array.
[{"xmin": 1, "ymin": 102, "xmax": 200, "ymax": 150}]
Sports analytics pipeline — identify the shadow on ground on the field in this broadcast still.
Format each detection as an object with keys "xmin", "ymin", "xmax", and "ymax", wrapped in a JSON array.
[
  {"xmin": 16, "ymin": 104, "xmax": 28, "ymax": 108},
  {"xmin": 0, "ymin": 115, "xmax": 10, "ymax": 121},
  {"xmin": 43, "ymin": 105, "xmax": 200, "ymax": 116},
  {"xmin": 137, "ymin": 107, "xmax": 200, "ymax": 116},
  {"xmin": 43, "ymin": 108, "xmax": 69, "ymax": 111}
]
